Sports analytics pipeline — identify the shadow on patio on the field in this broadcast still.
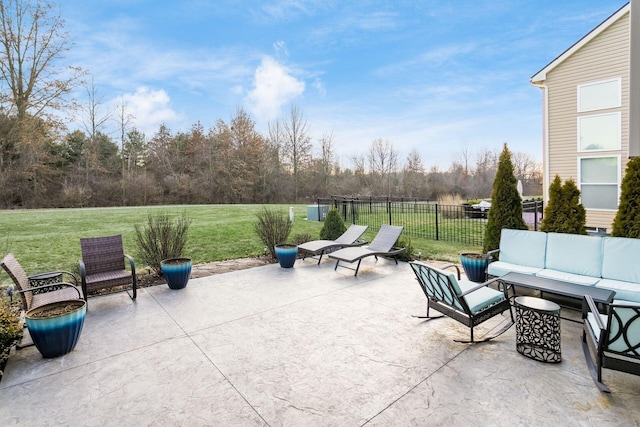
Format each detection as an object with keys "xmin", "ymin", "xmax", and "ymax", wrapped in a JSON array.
[{"xmin": 1, "ymin": 258, "xmax": 638, "ymax": 425}]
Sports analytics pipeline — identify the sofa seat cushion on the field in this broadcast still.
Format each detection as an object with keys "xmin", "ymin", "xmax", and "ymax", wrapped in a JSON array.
[
  {"xmin": 457, "ymin": 279, "xmax": 506, "ymax": 314},
  {"xmin": 596, "ymin": 279, "xmax": 640, "ymax": 303},
  {"xmin": 487, "ymin": 261, "xmax": 542, "ymax": 277},
  {"xmin": 536, "ymin": 269, "xmax": 600, "ymax": 286},
  {"xmin": 545, "ymin": 232, "xmax": 603, "ymax": 278}
]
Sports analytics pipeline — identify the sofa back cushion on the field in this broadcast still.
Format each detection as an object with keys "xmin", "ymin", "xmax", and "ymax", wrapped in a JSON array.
[
  {"xmin": 498, "ymin": 229, "xmax": 547, "ymax": 269},
  {"xmin": 545, "ymin": 233, "xmax": 603, "ymax": 278},
  {"xmin": 602, "ymin": 237, "xmax": 640, "ymax": 283}
]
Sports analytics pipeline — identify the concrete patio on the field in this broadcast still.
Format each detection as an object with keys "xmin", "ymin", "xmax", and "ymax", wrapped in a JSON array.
[{"xmin": 1, "ymin": 257, "xmax": 639, "ymax": 426}]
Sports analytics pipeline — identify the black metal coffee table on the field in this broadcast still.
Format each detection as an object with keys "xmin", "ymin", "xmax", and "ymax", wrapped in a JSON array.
[{"xmin": 497, "ymin": 272, "xmax": 615, "ymax": 304}]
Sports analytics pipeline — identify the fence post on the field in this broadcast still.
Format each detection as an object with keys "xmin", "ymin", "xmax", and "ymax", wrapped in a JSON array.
[
  {"xmin": 388, "ymin": 199, "xmax": 392, "ymax": 225},
  {"xmin": 435, "ymin": 203, "xmax": 439, "ymax": 241}
]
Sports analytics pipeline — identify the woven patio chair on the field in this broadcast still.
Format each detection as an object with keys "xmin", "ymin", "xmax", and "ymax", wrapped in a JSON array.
[
  {"xmin": 299, "ymin": 225, "xmax": 369, "ymax": 264},
  {"xmin": 79, "ymin": 235, "xmax": 137, "ymax": 300},
  {"xmin": 328, "ymin": 224, "xmax": 405, "ymax": 276},
  {"xmin": 1, "ymin": 253, "xmax": 83, "ymax": 311},
  {"xmin": 582, "ymin": 295, "xmax": 640, "ymax": 392},
  {"xmin": 409, "ymin": 261, "xmax": 514, "ymax": 343}
]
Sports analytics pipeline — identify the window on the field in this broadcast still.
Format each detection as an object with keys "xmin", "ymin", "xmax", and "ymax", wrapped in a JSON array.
[
  {"xmin": 578, "ymin": 78, "xmax": 621, "ymax": 112},
  {"xmin": 578, "ymin": 112, "xmax": 621, "ymax": 151},
  {"xmin": 579, "ymin": 156, "xmax": 620, "ymax": 210}
]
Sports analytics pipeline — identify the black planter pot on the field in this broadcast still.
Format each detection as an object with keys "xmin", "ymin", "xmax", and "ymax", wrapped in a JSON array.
[
  {"xmin": 460, "ymin": 253, "xmax": 488, "ymax": 283},
  {"xmin": 161, "ymin": 258, "xmax": 192, "ymax": 289}
]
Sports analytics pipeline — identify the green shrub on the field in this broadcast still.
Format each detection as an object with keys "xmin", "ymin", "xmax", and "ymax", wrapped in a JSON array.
[
  {"xmin": 483, "ymin": 144, "xmax": 527, "ymax": 253},
  {"xmin": 291, "ymin": 233, "xmax": 314, "ymax": 246},
  {"xmin": 254, "ymin": 207, "xmax": 293, "ymax": 259},
  {"xmin": 134, "ymin": 211, "xmax": 192, "ymax": 275},
  {"xmin": 0, "ymin": 297, "xmax": 23, "ymax": 379},
  {"xmin": 395, "ymin": 235, "xmax": 415, "ymax": 262},
  {"xmin": 319, "ymin": 208, "xmax": 347, "ymax": 240},
  {"xmin": 540, "ymin": 175, "xmax": 587, "ymax": 235},
  {"xmin": 612, "ymin": 157, "xmax": 640, "ymax": 238}
]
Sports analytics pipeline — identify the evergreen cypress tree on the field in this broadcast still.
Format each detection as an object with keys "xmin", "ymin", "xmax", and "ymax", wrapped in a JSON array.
[
  {"xmin": 483, "ymin": 144, "xmax": 527, "ymax": 253},
  {"xmin": 562, "ymin": 179, "xmax": 587, "ymax": 235},
  {"xmin": 319, "ymin": 208, "xmax": 347, "ymax": 240},
  {"xmin": 540, "ymin": 176, "xmax": 587, "ymax": 234},
  {"xmin": 540, "ymin": 175, "xmax": 564, "ymax": 232},
  {"xmin": 612, "ymin": 156, "xmax": 640, "ymax": 238}
]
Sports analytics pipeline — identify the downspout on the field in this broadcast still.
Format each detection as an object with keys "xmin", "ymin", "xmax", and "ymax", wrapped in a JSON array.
[
  {"xmin": 631, "ymin": 0, "xmax": 640, "ymax": 157},
  {"xmin": 541, "ymin": 84, "xmax": 550, "ymax": 202}
]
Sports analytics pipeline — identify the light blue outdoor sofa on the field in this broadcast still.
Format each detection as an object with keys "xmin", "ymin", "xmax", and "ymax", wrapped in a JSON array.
[{"xmin": 487, "ymin": 229, "xmax": 640, "ymax": 303}]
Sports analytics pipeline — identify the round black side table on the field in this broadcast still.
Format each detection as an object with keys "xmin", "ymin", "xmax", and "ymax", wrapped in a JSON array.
[{"xmin": 514, "ymin": 296, "xmax": 561, "ymax": 363}]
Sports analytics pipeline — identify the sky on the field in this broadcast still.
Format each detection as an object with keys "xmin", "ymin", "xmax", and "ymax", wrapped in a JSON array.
[{"xmin": 60, "ymin": 0, "xmax": 629, "ymax": 170}]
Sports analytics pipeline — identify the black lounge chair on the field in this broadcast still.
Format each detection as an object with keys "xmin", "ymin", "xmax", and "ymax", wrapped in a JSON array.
[
  {"xmin": 328, "ymin": 224, "xmax": 405, "ymax": 276},
  {"xmin": 299, "ymin": 225, "xmax": 368, "ymax": 264},
  {"xmin": 79, "ymin": 234, "xmax": 137, "ymax": 300},
  {"xmin": 582, "ymin": 295, "xmax": 640, "ymax": 392},
  {"xmin": 409, "ymin": 261, "xmax": 514, "ymax": 343}
]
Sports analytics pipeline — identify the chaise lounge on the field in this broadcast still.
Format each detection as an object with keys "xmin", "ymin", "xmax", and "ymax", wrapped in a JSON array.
[
  {"xmin": 298, "ymin": 224, "xmax": 368, "ymax": 264},
  {"xmin": 328, "ymin": 224, "xmax": 405, "ymax": 276}
]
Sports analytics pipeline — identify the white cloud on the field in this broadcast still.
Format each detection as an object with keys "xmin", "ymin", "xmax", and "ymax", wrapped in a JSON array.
[
  {"xmin": 245, "ymin": 56, "xmax": 305, "ymax": 121},
  {"xmin": 118, "ymin": 87, "xmax": 180, "ymax": 136}
]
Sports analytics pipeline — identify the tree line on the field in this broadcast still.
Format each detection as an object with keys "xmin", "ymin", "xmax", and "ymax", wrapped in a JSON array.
[{"xmin": 0, "ymin": 0, "xmax": 542, "ymax": 209}]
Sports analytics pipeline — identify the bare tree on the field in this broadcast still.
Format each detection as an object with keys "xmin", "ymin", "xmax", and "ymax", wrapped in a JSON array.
[
  {"xmin": 318, "ymin": 131, "xmax": 335, "ymax": 192},
  {"xmin": 403, "ymin": 148, "xmax": 425, "ymax": 198},
  {"xmin": 0, "ymin": 0, "xmax": 83, "ymax": 123},
  {"xmin": 367, "ymin": 138, "xmax": 398, "ymax": 196},
  {"xmin": 282, "ymin": 105, "xmax": 312, "ymax": 201}
]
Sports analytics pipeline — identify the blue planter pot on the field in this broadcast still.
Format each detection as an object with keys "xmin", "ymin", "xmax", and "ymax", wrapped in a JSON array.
[
  {"xmin": 161, "ymin": 258, "xmax": 192, "ymax": 289},
  {"xmin": 275, "ymin": 244, "xmax": 298, "ymax": 268},
  {"xmin": 25, "ymin": 299, "xmax": 86, "ymax": 358},
  {"xmin": 460, "ymin": 253, "xmax": 488, "ymax": 283}
]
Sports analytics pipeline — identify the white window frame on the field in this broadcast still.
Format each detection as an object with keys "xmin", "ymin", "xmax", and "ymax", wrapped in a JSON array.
[
  {"xmin": 577, "ymin": 78, "xmax": 621, "ymax": 112},
  {"xmin": 577, "ymin": 155, "xmax": 621, "ymax": 212},
  {"xmin": 577, "ymin": 112, "xmax": 621, "ymax": 152}
]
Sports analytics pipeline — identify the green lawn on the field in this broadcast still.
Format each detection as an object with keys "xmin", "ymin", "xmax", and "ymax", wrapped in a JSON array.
[{"xmin": 0, "ymin": 204, "xmax": 480, "ymax": 284}]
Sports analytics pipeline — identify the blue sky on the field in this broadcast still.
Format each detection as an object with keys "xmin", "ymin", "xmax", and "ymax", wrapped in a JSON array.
[{"xmin": 62, "ymin": 0, "xmax": 628, "ymax": 169}]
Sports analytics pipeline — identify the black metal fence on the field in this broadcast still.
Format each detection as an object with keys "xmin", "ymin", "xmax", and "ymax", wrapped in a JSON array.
[{"xmin": 315, "ymin": 197, "xmax": 543, "ymax": 246}]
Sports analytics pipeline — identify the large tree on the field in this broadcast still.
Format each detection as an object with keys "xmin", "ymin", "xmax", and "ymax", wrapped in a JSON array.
[
  {"xmin": 483, "ymin": 144, "xmax": 527, "ymax": 253},
  {"xmin": 282, "ymin": 105, "xmax": 312, "ymax": 201},
  {"xmin": 0, "ymin": 0, "xmax": 83, "ymax": 123}
]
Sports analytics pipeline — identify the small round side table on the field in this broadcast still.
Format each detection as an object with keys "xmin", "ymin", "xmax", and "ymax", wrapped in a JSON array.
[{"xmin": 514, "ymin": 296, "xmax": 561, "ymax": 363}]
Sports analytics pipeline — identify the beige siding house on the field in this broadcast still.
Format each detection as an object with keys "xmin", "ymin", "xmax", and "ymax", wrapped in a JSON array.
[{"xmin": 530, "ymin": 3, "xmax": 633, "ymax": 232}]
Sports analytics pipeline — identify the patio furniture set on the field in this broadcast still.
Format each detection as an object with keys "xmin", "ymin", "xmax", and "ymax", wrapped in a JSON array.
[{"xmin": 410, "ymin": 228, "xmax": 640, "ymax": 393}]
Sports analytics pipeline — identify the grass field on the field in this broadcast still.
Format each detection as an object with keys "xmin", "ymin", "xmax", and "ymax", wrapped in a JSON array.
[{"xmin": 0, "ymin": 204, "xmax": 481, "ymax": 284}]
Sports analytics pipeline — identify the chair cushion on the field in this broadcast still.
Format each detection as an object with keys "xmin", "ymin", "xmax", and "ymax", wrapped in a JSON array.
[
  {"xmin": 498, "ymin": 229, "xmax": 547, "ymax": 269},
  {"xmin": 545, "ymin": 233, "xmax": 603, "ymax": 278},
  {"xmin": 487, "ymin": 261, "xmax": 542, "ymax": 277},
  {"xmin": 602, "ymin": 237, "xmax": 640, "ymax": 284},
  {"xmin": 608, "ymin": 304, "xmax": 640, "ymax": 354},
  {"xmin": 596, "ymin": 279, "xmax": 640, "ymax": 303},
  {"xmin": 457, "ymin": 279, "xmax": 506, "ymax": 315},
  {"xmin": 536, "ymin": 269, "xmax": 600, "ymax": 286},
  {"xmin": 586, "ymin": 312, "xmax": 607, "ymax": 342}
]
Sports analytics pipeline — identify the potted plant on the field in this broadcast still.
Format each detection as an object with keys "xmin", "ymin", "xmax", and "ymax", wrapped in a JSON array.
[
  {"xmin": 160, "ymin": 257, "xmax": 192, "ymax": 289},
  {"xmin": 25, "ymin": 299, "xmax": 86, "ymax": 358},
  {"xmin": 274, "ymin": 244, "xmax": 298, "ymax": 268},
  {"xmin": 460, "ymin": 253, "xmax": 489, "ymax": 283}
]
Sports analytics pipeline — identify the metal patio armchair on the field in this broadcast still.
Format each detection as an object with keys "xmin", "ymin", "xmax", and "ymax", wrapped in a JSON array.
[
  {"xmin": 409, "ymin": 261, "xmax": 514, "ymax": 343},
  {"xmin": 79, "ymin": 235, "xmax": 137, "ymax": 300}
]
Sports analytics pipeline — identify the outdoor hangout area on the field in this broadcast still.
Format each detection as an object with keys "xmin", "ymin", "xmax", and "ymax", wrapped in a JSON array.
[{"xmin": 1, "ymin": 254, "xmax": 639, "ymax": 426}]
